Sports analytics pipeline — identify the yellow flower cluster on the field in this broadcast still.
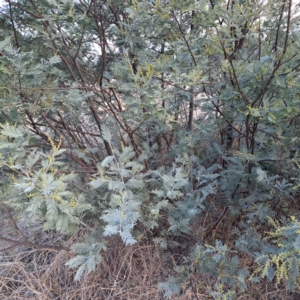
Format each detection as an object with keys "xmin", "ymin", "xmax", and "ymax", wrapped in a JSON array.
[
  {"xmin": 47, "ymin": 133, "xmax": 63, "ymax": 152},
  {"xmin": 9, "ymin": 157, "xmax": 14, "ymax": 166},
  {"xmin": 41, "ymin": 168, "xmax": 46, "ymax": 188},
  {"xmin": 27, "ymin": 193, "xmax": 36, "ymax": 198},
  {"xmin": 10, "ymin": 174, "xmax": 17, "ymax": 183},
  {"xmin": 69, "ymin": 196, "xmax": 78, "ymax": 208},
  {"xmin": 50, "ymin": 195, "xmax": 62, "ymax": 202}
]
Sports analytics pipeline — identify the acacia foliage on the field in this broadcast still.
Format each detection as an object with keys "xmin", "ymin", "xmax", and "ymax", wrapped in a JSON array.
[{"xmin": 1, "ymin": 0, "xmax": 300, "ymax": 297}]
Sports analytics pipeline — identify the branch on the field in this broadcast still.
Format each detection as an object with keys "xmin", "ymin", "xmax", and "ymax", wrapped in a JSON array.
[
  {"xmin": 0, "ymin": 235, "xmax": 70, "ymax": 251},
  {"xmin": 171, "ymin": 11, "xmax": 197, "ymax": 67},
  {"xmin": 0, "ymin": 199, "xmax": 26, "ymax": 239}
]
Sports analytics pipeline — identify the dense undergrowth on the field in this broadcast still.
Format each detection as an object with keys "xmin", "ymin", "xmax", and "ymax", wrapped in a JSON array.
[{"xmin": 1, "ymin": 0, "xmax": 300, "ymax": 298}]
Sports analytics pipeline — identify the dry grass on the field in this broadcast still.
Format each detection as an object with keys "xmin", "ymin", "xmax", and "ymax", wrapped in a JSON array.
[
  {"xmin": 0, "ymin": 240, "xmax": 161, "ymax": 299},
  {"xmin": 1, "ymin": 223, "xmax": 300, "ymax": 300},
  {"xmin": 0, "ymin": 231, "xmax": 206, "ymax": 300}
]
